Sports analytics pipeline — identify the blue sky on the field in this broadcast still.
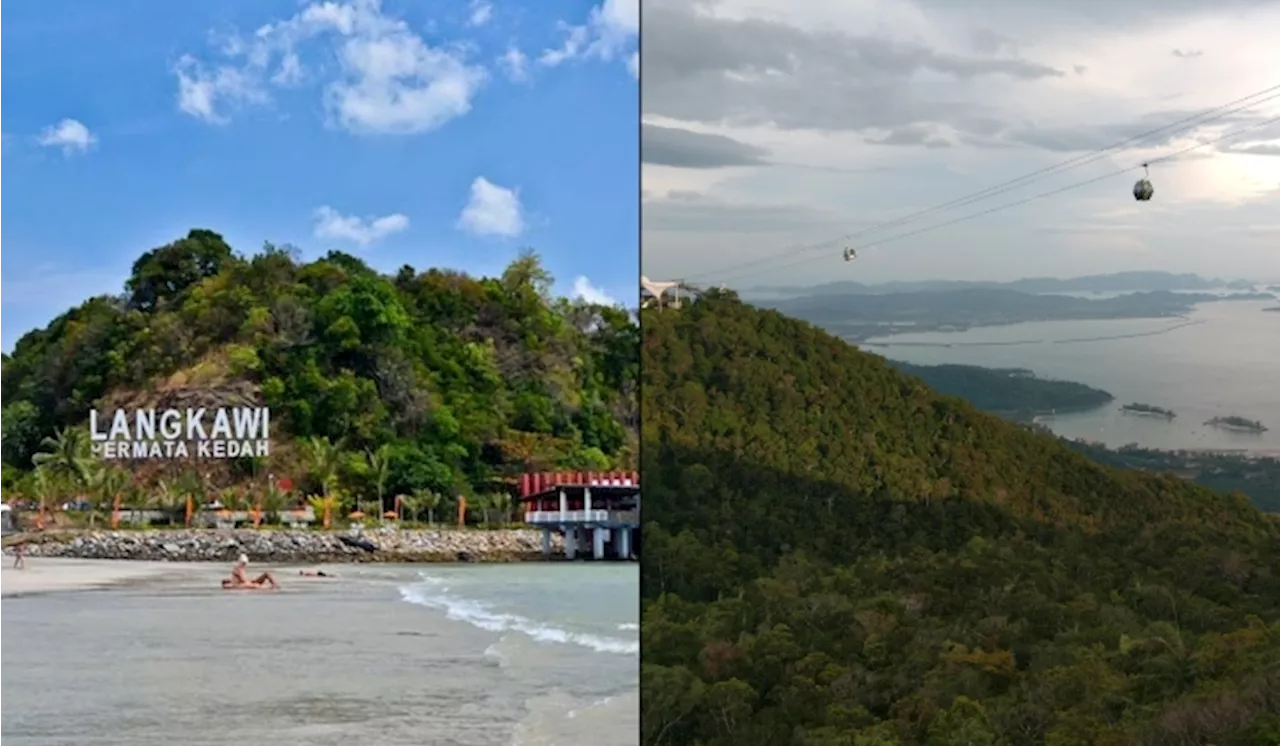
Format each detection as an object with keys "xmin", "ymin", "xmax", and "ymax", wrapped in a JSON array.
[{"xmin": 2, "ymin": 0, "xmax": 638, "ymax": 350}]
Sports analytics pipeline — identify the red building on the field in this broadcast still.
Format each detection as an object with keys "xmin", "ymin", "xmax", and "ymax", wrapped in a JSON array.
[{"xmin": 518, "ymin": 471, "xmax": 639, "ymax": 560}]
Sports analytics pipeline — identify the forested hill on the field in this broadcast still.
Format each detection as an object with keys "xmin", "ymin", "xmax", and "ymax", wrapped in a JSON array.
[
  {"xmin": 640, "ymin": 291, "xmax": 1280, "ymax": 746},
  {"xmin": 1, "ymin": 229, "xmax": 638, "ymax": 501}
]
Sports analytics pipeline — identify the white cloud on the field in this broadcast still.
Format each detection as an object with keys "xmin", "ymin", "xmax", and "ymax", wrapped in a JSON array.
[
  {"xmin": 468, "ymin": 0, "xmax": 493, "ymax": 27},
  {"xmin": 572, "ymin": 276, "xmax": 619, "ymax": 306},
  {"xmin": 627, "ymin": 50, "xmax": 639, "ymax": 80},
  {"xmin": 175, "ymin": 0, "xmax": 487, "ymax": 134},
  {"xmin": 174, "ymin": 55, "xmax": 269, "ymax": 124},
  {"xmin": 500, "ymin": 47, "xmax": 529, "ymax": 82},
  {"xmin": 641, "ymin": 0, "xmax": 1280, "ymax": 284},
  {"xmin": 457, "ymin": 177, "xmax": 525, "ymax": 237},
  {"xmin": 539, "ymin": 0, "xmax": 638, "ymax": 74},
  {"xmin": 36, "ymin": 119, "xmax": 97, "ymax": 154},
  {"xmin": 313, "ymin": 206, "xmax": 410, "ymax": 245}
]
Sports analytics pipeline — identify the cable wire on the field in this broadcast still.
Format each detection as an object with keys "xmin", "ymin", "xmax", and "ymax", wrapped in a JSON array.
[
  {"xmin": 685, "ymin": 84, "xmax": 1280, "ymax": 284},
  {"xmin": 711, "ymin": 114, "xmax": 1280, "ymax": 285}
]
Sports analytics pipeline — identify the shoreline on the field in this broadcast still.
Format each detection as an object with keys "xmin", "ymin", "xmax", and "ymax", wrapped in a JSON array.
[
  {"xmin": 0, "ymin": 527, "xmax": 628, "ymax": 565},
  {"xmin": 0, "ymin": 557, "xmax": 211, "ymax": 597}
]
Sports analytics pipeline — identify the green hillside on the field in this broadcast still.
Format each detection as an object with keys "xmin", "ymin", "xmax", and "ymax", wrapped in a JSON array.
[
  {"xmin": 640, "ymin": 291, "xmax": 1280, "ymax": 746},
  {"xmin": 1, "ymin": 230, "xmax": 637, "ymax": 514}
]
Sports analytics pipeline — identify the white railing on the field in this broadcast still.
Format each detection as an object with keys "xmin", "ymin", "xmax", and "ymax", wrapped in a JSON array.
[{"xmin": 526, "ymin": 509, "xmax": 613, "ymax": 524}]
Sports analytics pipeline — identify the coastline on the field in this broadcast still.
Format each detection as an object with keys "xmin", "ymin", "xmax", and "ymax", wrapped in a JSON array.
[
  {"xmin": 2, "ymin": 527, "xmax": 577, "ymax": 565},
  {"xmin": 0, "ymin": 557, "xmax": 209, "ymax": 597}
]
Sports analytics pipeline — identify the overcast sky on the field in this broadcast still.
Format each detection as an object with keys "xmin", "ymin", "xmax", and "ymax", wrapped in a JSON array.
[{"xmin": 640, "ymin": 0, "xmax": 1280, "ymax": 287}]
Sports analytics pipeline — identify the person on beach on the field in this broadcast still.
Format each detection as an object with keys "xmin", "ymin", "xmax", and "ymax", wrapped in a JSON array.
[
  {"xmin": 298, "ymin": 569, "xmax": 337, "ymax": 577},
  {"xmin": 13, "ymin": 543, "xmax": 26, "ymax": 570},
  {"xmin": 223, "ymin": 553, "xmax": 278, "ymax": 589},
  {"xmin": 221, "ymin": 574, "xmax": 277, "ymax": 589}
]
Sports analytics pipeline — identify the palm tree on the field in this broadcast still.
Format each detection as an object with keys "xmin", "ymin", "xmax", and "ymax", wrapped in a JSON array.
[
  {"xmin": 150, "ymin": 480, "xmax": 184, "ymax": 525},
  {"xmin": 472, "ymin": 493, "xmax": 494, "ymax": 528},
  {"xmin": 221, "ymin": 488, "xmax": 246, "ymax": 519},
  {"xmin": 87, "ymin": 464, "xmax": 129, "ymax": 527},
  {"xmin": 261, "ymin": 482, "xmax": 287, "ymax": 523},
  {"xmin": 307, "ymin": 494, "xmax": 342, "ymax": 529},
  {"xmin": 396, "ymin": 493, "xmax": 419, "ymax": 523},
  {"xmin": 124, "ymin": 484, "xmax": 149, "ymax": 526},
  {"xmin": 306, "ymin": 436, "xmax": 343, "ymax": 497},
  {"xmin": 488, "ymin": 492, "xmax": 514, "ymax": 527},
  {"xmin": 414, "ymin": 488, "xmax": 442, "ymax": 525},
  {"xmin": 366, "ymin": 445, "xmax": 391, "ymax": 514},
  {"xmin": 30, "ymin": 467, "xmax": 60, "ymax": 522},
  {"xmin": 32, "ymin": 427, "xmax": 92, "ymax": 495}
]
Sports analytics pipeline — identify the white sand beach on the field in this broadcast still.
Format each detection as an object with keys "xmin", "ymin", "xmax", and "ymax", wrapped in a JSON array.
[{"xmin": 0, "ymin": 557, "xmax": 207, "ymax": 597}]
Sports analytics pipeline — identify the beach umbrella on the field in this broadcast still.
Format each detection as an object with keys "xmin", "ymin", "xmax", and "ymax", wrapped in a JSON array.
[
  {"xmin": 382, "ymin": 510, "xmax": 397, "ymax": 520},
  {"xmin": 348, "ymin": 510, "xmax": 365, "ymax": 520}
]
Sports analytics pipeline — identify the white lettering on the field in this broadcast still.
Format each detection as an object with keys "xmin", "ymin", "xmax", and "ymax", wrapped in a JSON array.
[
  {"xmin": 159, "ymin": 410, "xmax": 182, "ymax": 439},
  {"xmin": 89, "ymin": 410, "xmax": 109, "ymax": 441},
  {"xmin": 233, "ymin": 407, "xmax": 264, "ymax": 439},
  {"xmin": 211, "ymin": 410, "xmax": 232, "ymax": 439},
  {"xmin": 186, "ymin": 408, "xmax": 207, "ymax": 439},
  {"xmin": 135, "ymin": 410, "xmax": 156, "ymax": 441},
  {"xmin": 110, "ymin": 410, "xmax": 131, "ymax": 440},
  {"xmin": 86, "ymin": 405, "xmax": 274, "ymax": 461}
]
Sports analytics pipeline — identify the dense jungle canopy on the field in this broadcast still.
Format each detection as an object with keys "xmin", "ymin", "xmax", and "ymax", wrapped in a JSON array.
[{"xmin": 640, "ymin": 291, "xmax": 1280, "ymax": 746}]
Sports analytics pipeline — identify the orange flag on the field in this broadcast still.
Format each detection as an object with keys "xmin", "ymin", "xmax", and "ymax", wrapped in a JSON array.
[
  {"xmin": 111, "ymin": 494, "xmax": 122, "ymax": 529},
  {"xmin": 252, "ymin": 504, "xmax": 262, "ymax": 527},
  {"xmin": 185, "ymin": 495, "xmax": 194, "ymax": 527},
  {"xmin": 457, "ymin": 496, "xmax": 467, "ymax": 527}
]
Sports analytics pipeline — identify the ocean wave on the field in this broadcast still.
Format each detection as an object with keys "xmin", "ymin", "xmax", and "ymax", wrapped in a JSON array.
[
  {"xmin": 399, "ymin": 582, "xmax": 638, "ymax": 656},
  {"xmin": 616, "ymin": 622, "xmax": 638, "ymax": 631}
]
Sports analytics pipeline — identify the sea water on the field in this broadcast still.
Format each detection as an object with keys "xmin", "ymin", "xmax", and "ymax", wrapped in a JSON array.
[
  {"xmin": 1, "ymin": 562, "xmax": 638, "ymax": 746},
  {"xmin": 862, "ymin": 299, "xmax": 1280, "ymax": 451}
]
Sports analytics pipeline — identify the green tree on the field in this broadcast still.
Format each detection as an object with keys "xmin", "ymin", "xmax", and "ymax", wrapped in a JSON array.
[{"xmin": 31, "ymin": 427, "xmax": 93, "ymax": 495}]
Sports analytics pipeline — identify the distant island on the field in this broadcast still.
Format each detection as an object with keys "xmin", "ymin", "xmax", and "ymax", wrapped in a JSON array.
[
  {"xmin": 1121, "ymin": 402, "xmax": 1176, "ymax": 419},
  {"xmin": 1205, "ymin": 416, "xmax": 1269, "ymax": 433},
  {"xmin": 753, "ymin": 270, "xmax": 1253, "ymax": 297},
  {"xmin": 888, "ymin": 361, "xmax": 1113, "ymax": 422},
  {"xmin": 773, "ymin": 288, "xmax": 1270, "ymax": 341}
]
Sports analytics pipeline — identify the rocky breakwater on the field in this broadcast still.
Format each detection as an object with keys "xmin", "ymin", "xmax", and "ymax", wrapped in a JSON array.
[{"xmin": 10, "ymin": 528, "xmax": 564, "ymax": 563}]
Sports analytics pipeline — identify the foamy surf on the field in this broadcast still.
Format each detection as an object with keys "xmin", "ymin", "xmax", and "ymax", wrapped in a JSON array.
[{"xmin": 399, "ymin": 580, "xmax": 638, "ymax": 656}]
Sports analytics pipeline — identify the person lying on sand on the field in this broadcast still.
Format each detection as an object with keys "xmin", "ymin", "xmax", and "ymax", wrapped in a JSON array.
[
  {"xmin": 298, "ymin": 569, "xmax": 336, "ymax": 577},
  {"xmin": 222, "ymin": 553, "xmax": 278, "ymax": 589},
  {"xmin": 221, "ymin": 574, "xmax": 277, "ymax": 590}
]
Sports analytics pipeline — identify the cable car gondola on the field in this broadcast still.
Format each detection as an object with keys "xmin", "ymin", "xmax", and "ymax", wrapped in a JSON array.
[
  {"xmin": 843, "ymin": 247, "xmax": 857, "ymax": 261},
  {"xmin": 1133, "ymin": 163, "xmax": 1154, "ymax": 202}
]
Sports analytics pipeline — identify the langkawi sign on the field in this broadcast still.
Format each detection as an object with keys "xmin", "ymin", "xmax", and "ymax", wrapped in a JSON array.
[{"xmin": 89, "ymin": 406, "xmax": 271, "ymax": 460}]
